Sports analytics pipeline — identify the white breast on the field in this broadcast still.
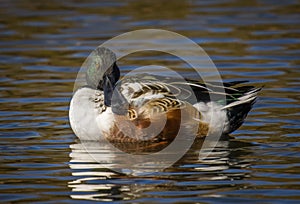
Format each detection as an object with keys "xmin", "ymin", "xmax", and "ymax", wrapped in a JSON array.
[{"xmin": 69, "ymin": 87, "xmax": 112, "ymax": 140}]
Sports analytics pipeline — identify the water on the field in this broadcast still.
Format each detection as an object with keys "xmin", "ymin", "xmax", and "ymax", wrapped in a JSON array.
[{"xmin": 1, "ymin": 0, "xmax": 300, "ymax": 203}]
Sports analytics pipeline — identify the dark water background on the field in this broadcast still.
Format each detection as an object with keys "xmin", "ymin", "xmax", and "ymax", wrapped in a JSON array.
[{"xmin": 1, "ymin": 0, "xmax": 300, "ymax": 203}]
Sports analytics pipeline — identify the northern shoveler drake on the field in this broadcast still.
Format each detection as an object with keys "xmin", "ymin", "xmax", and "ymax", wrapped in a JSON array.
[{"xmin": 69, "ymin": 47, "xmax": 261, "ymax": 143}]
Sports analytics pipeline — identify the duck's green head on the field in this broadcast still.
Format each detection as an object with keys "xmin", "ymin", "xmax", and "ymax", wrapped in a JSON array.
[
  {"xmin": 86, "ymin": 47, "xmax": 120, "ymax": 90},
  {"xmin": 86, "ymin": 47, "xmax": 121, "ymax": 106}
]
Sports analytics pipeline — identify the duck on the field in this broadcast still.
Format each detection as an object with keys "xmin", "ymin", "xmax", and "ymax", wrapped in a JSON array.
[{"xmin": 69, "ymin": 47, "xmax": 261, "ymax": 143}]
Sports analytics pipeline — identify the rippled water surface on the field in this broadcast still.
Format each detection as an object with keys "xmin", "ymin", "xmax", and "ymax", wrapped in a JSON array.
[{"xmin": 1, "ymin": 0, "xmax": 300, "ymax": 203}]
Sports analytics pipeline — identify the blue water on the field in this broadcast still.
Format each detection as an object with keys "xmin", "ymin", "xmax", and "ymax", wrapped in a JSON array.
[{"xmin": 0, "ymin": 0, "xmax": 300, "ymax": 203}]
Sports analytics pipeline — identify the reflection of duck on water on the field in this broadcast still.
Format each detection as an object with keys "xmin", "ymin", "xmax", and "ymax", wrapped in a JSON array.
[
  {"xmin": 68, "ymin": 136, "xmax": 253, "ymax": 201},
  {"xmin": 69, "ymin": 47, "xmax": 261, "ymax": 145}
]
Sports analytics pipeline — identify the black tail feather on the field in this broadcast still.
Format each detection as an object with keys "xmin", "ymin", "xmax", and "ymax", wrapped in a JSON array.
[{"xmin": 224, "ymin": 97, "xmax": 257, "ymax": 134}]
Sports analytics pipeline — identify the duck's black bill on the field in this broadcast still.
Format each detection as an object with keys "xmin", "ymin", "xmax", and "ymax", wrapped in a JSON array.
[
  {"xmin": 103, "ymin": 75, "xmax": 129, "ymax": 115},
  {"xmin": 103, "ymin": 63, "xmax": 120, "ymax": 106},
  {"xmin": 111, "ymin": 87, "xmax": 129, "ymax": 115}
]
